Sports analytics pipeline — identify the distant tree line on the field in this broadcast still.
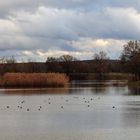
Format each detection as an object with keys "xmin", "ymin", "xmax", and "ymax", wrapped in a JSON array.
[
  {"xmin": 0, "ymin": 40, "xmax": 140, "ymax": 81},
  {"xmin": 0, "ymin": 54, "xmax": 122, "ymax": 80}
]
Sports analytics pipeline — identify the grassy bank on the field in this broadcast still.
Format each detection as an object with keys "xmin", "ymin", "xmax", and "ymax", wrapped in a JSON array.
[
  {"xmin": 0, "ymin": 73, "xmax": 69, "ymax": 88},
  {"xmin": 128, "ymin": 81, "xmax": 140, "ymax": 88},
  {"xmin": 70, "ymin": 73, "xmax": 134, "ymax": 80},
  {"xmin": 108, "ymin": 73, "xmax": 134, "ymax": 80}
]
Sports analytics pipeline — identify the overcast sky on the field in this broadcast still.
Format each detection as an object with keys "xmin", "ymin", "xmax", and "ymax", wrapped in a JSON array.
[{"xmin": 0, "ymin": 0, "xmax": 140, "ymax": 61}]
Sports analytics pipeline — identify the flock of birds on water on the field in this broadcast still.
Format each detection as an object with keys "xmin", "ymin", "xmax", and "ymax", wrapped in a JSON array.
[{"xmin": 2, "ymin": 96, "xmax": 116, "ymax": 112}]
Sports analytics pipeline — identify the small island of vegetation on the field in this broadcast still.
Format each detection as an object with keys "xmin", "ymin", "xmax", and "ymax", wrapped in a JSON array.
[{"xmin": 0, "ymin": 73, "xmax": 69, "ymax": 88}]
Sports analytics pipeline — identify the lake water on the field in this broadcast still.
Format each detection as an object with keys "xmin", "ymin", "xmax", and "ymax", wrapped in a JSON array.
[{"xmin": 0, "ymin": 80, "xmax": 140, "ymax": 140}]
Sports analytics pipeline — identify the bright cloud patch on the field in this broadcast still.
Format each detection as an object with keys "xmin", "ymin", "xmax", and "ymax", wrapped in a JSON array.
[{"xmin": 71, "ymin": 38, "xmax": 126, "ymax": 59}]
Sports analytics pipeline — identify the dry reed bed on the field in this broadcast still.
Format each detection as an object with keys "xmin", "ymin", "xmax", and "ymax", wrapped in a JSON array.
[{"xmin": 0, "ymin": 73, "xmax": 69, "ymax": 88}]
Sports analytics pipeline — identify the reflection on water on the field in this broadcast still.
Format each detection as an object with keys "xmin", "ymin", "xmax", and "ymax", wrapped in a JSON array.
[
  {"xmin": 0, "ymin": 88, "xmax": 69, "ymax": 95},
  {"xmin": 128, "ymin": 87, "xmax": 140, "ymax": 95},
  {"xmin": 121, "ymin": 99, "xmax": 140, "ymax": 128},
  {"xmin": 1, "ymin": 80, "xmax": 139, "ymax": 96},
  {"xmin": 71, "ymin": 80, "xmax": 128, "ymax": 86},
  {"xmin": 0, "ymin": 80, "xmax": 139, "ymax": 140}
]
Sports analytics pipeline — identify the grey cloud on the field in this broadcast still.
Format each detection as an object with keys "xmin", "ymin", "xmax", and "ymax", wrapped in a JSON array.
[
  {"xmin": 0, "ymin": 1, "xmax": 140, "ymax": 60},
  {"xmin": 17, "ymin": 7, "xmax": 140, "ymax": 40},
  {"xmin": 1, "ymin": 0, "xmax": 140, "ymax": 18},
  {"xmin": 0, "ymin": 1, "xmax": 39, "ymax": 18}
]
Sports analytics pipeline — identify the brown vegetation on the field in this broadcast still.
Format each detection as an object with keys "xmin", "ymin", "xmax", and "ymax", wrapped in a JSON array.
[
  {"xmin": 70, "ymin": 73, "xmax": 134, "ymax": 81},
  {"xmin": 107, "ymin": 73, "xmax": 134, "ymax": 80},
  {"xmin": 128, "ymin": 81, "xmax": 140, "ymax": 88},
  {"xmin": 0, "ymin": 73, "xmax": 69, "ymax": 88}
]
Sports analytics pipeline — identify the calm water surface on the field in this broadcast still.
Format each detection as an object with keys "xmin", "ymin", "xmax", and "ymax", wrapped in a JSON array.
[{"xmin": 0, "ymin": 80, "xmax": 140, "ymax": 140}]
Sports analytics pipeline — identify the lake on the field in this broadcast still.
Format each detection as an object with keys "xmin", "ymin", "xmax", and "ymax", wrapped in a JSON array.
[{"xmin": 0, "ymin": 80, "xmax": 140, "ymax": 140}]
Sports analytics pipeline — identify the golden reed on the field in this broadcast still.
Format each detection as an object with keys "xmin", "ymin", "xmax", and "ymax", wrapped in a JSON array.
[{"xmin": 0, "ymin": 73, "xmax": 69, "ymax": 88}]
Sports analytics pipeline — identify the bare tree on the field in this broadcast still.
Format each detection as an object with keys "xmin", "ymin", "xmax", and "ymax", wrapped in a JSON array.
[
  {"xmin": 58, "ymin": 55, "xmax": 77, "ymax": 62},
  {"xmin": 57, "ymin": 55, "xmax": 78, "ymax": 75},
  {"xmin": 93, "ymin": 51, "xmax": 110, "ymax": 80},
  {"xmin": 46, "ymin": 56, "xmax": 63, "ymax": 73},
  {"xmin": 46, "ymin": 57, "xmax": 58, "ymax": 62},
  {"xmin": 0, "ymin": 56, "xmax": 16, "ymax": 64},
  {"xmin": 121, "ymin": 40, "xmax": 140, "ymax": 80}
]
